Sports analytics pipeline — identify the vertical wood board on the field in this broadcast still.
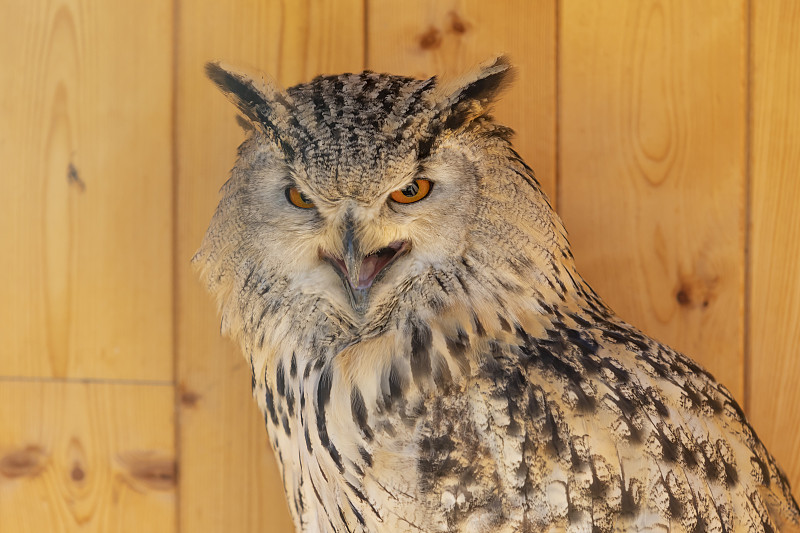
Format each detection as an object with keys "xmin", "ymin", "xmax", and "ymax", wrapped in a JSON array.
[
  {"xmin": 0, "ymin": 0, "xmax": 174, "ymax": 380},
  {"xmin": 559, "ymin": 0, "xmax": 747, "ymax": 400},
  {"xmin": 748, "ymin": 0, "xmax": 800, "ymax": 494}
]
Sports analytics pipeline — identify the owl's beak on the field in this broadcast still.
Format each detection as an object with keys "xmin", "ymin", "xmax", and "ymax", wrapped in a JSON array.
[{"xmin": 321, "ymin": 222, "xmax": 409, "ymax": 313}]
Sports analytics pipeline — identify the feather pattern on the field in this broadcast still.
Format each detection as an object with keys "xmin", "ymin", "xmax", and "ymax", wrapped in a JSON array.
[{"xmin": 195, "ymin": 57, "xmax": 800, "ymax": 532}]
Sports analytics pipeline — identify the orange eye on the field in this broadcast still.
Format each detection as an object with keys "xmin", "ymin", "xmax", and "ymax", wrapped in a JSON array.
[
  {"xmin": 390, "ymin": 178, "xmax": 432, "ymax": 204},
  {"xmin": 286, "ymin": 187, "xmax": 315, "ymax": 209}
]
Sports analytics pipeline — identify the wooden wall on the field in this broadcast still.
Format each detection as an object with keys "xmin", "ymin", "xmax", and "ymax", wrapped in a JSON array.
[{"xmin": 1, "ymin": 0, "xmax": 798, "ymax": 530}]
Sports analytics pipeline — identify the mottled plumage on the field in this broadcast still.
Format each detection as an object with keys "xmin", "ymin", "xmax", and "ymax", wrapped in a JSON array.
[{"xmin": 195, "ymin": 57, "xmax": 800, "ymax": 532}]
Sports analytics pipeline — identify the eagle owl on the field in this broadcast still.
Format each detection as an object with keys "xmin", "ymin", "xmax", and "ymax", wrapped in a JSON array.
[{"xmin": 195, "ymin": 57, "xmax": 800, "ymax": 532}]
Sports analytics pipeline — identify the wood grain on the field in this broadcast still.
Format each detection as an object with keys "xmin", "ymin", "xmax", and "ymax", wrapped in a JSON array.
[
  {"xmin": 559, "ymin": 0, "xmax": 747, "ymax": 400},
  {"xmin": 0, "ymin": 381, "xmax": 175, "ymax": 532},
  {"xmin": 0, "ymin": 0, "xmax": 174, "ymax": 380},
  {"xmin": 1, "ymin": 2, "xmax": 798, "ymax": 531},
  {"xmin": 366, "ymin": 0, "xmax": 557, "ymax": 203},
  {"xmin": 175, "ymin": 1, "xmax": 364, "ymax": 531},
  {"xmin": 748, "ymin": 0, "xmax": 800, "ymax": 494}
]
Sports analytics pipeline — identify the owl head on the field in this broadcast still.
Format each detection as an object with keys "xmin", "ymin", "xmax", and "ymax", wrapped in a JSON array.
[{"xmin": 195, "ymin": 57, "xmax": 574, "ymax": 351}]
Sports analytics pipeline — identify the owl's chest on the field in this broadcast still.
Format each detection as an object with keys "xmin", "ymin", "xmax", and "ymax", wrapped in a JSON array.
[
  {"xmin": 257, "ymin": 323, "xmax": 607, "ymax": 533},
  {"xmin": 264, "ymin": 368, "xmax": 526, "ymax": 533},
  {"xmin": 253, "ymin": 320, "xmax": 577, "ymax": 532}
]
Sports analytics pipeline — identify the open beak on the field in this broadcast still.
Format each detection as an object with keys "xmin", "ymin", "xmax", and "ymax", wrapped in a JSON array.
[{"xmin": 320, "ymin": 223, "xmax": 410, "ymax": 312}]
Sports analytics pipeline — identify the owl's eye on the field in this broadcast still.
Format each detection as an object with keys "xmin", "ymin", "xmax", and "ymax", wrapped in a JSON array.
[
  {"xmin": 286, "ymin": 186, "xmax": 315, "ymax": 209},
  {"xmin": 390, "ymin": 178, "xmax": 432, "ymax": 204}
]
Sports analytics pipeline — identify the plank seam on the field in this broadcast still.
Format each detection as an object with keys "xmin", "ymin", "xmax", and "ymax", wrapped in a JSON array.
[
  {"xmin": 554, "ymin": 0, "xmax": 561, "ymax": 212},
  {"xmin": 170, "ymin": 0, "xmax": 182, "ymax": 531},
  {"xmin": 743, "ymin": 0, "xmax": 753, "ymax": 416}
]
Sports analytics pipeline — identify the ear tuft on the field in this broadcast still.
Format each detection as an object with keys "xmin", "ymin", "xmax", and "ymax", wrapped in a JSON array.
[
  {"xmin": 437, "ymin": 55, "xmax": 515, "ymax": 132},
  {"xmin": 205, "ymin": 62, "xmax": 269, "ymax": 124},
  {"xmin": 205, "ymin": 62, "xmax": 297, "ymax": 158},
  {"xmin": 451, "ymin": 55, "xmax": 515, "ymax": 106}
]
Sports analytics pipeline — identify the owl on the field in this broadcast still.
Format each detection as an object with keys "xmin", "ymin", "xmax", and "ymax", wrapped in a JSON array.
[{"xmin": 195, "ymin": 57, "xmax": 800, "ymax": 533}]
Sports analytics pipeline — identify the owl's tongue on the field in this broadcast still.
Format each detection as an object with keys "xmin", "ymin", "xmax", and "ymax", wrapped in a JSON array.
[{"xmin": 354, "ymin": 241, "xmax": 407, "ymax": 289}]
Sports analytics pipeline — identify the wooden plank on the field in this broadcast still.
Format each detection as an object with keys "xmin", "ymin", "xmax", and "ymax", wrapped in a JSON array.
[
  {"xmin": 559, "ymin": 0, "xmax": 747, "ymax": 400},
  {"xmin": 0, "ymin": 0, "xmax": 173, "ymax": 379},
  {"xmin": 0, "ymin": 381, "xmax": 175, "ymax": 532},
  {"xmin": 175, "ymin": 1, "xmax": 364, "ymax": 531},
  {"xmin": 366, "ymin": 0, "xmax": 557, "ymax": 203},
  {"xmin": 749, "ymin": 0, "xmax": 800, "ymax": 493}
]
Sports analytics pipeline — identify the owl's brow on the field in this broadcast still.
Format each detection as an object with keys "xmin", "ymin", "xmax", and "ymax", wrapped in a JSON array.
[{"xmin": 377, "ymin": 166, "xmax": 426, "ymax": 200}]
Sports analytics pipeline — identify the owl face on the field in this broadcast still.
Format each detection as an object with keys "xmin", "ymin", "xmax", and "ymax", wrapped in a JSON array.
[
  {"xmin": 247, "ymin": 136, "xmax": 485, "ymax": 316},
  {"xmin": 197, "ymin": 57, "xmax": 564, "ymax": 338}
]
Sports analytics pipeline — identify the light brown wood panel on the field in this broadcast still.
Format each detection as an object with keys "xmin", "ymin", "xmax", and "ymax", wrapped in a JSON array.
[
  {"xmin": 749, "ymin": 0, "xmax": 800, "ymax": 495},
  {"xmin": 175, "ymin": 1, "xmax": 365, "ymax": 531},
  {"xmin": 559, "ymin": 0, "xmax": 746, "ymax": 400},
  {"xmin": 0, "ymin": 381, "xmax": 175, "ymax": 532},
  {"xmin": 0, "ymin": 0, "xmax": 173, "ymax": 380},
  {"xmin": 366, "ymin": 0, "xmax": 557, "ymax": 203}
]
